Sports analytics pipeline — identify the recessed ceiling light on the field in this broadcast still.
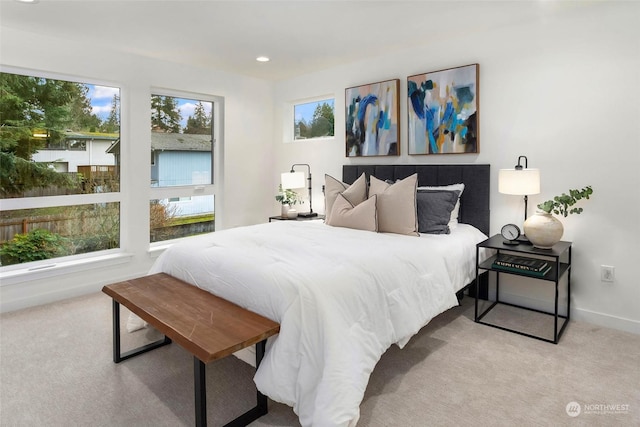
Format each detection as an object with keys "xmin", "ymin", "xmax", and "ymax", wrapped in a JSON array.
[
  {"xmin": 16, "ymin": 0, "xmax": 39, "ymax": 3},
  {"xmin": 256, "ymin": 56, "xmax": 270, "ymax": 63}
]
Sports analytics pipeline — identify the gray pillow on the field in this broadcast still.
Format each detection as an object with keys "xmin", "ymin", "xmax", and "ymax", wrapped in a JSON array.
[{"xmin": 416, "ymin": 190, "xmax": 460, "ymax": 234}]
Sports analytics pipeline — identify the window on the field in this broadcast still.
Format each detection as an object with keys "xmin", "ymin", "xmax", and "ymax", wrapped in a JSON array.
[
  {"xmin": 294, "ymin": 98, "xmax": 335, "ymax": 140},
  {"xmin": 0, "ymin": 203, "xmax": 120, "ymax": 264},
  {"xmin": 0, "ymin": 71, "xmax": 121, "ymax": 267},
  {"xmin": 43, "ymin": 138, "xmax": 87, "ymax": 151},
  {"xmin": 149, "ymin": 92, "xmax": 218, "ymax": 243},
  {"xmin": 67, "ymin": 139, "xmax": 87, "ymax": 151}
]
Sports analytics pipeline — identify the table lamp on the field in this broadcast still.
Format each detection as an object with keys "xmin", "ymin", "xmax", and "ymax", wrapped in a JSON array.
[
  {"xmin": 281, "ymin": 164, "xmax": 317, "ymax": 217},
  {"xmin": 498, "ymin": 155, "xmax": 540, "ymax": 242}
]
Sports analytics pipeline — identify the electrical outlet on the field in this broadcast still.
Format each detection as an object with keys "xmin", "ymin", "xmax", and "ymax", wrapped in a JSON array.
[{"xmin": 601, "ymin": 265, "xmax": 615, "ymax": 282}]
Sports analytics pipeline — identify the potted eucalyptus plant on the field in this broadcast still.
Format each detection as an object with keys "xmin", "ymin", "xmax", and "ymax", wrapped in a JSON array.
[
  {"xmin": 275, "ymin": 184, "xmax": 300, "ymax": 217},
  {"xmin": 524, "ymin": 186, "xmax": 593, "ymax": 249}
]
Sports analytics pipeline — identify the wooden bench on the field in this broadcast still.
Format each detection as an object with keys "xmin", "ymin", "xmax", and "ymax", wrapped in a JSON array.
[{"xmin": 102, "ymin": 273, "xmax": 280, "ymax": 427}]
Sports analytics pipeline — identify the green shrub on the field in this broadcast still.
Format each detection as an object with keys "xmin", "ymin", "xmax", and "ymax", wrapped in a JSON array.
[{"xmin": 0, "ymin": 229, "xmax": 70, "ymax": 265}]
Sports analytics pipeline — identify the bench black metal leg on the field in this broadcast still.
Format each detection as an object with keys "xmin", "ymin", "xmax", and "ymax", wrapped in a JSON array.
[
  {"xmin": 219, "ymin": 340, "xmax": 269, "ymax": 427},
  {"xmin": 255, "ymin": 340, "xmax": 268, "ymax": 415},
  {"xmin": 194, "ymin": 357, "xmax": 207, "ymax": 427},
  {"xmin": 112, "ymin": 300, "xmax": 171, "ymax": 363}
]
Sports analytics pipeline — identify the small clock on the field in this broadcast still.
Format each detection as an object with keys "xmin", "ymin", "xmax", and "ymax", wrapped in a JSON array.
[{"xmin": 501, "ymin": 223, "xmax": 521, "ymax": 245}]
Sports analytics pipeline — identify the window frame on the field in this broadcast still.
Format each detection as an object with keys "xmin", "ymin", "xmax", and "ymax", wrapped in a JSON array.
[
  {"xmin": 0, "ymin": 72, "xmax": 226, "ymax": 282},
  {"xmin": 148, "ymin": 87, "xmax": 224, "ymax": 248},
  {"xmin": 0, "ymin": 66, "xmax": 125, "ymax": 278},
  {"xmin": 284, "ymin": 94, "xmax": 335, "ymax": 143}
]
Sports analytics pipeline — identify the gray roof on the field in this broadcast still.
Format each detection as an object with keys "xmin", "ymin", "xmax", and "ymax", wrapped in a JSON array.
[
  {"xmin": 151, "ymin": 132, "xmax": 212, "ymax": 152},
  {"xmin": 64, "ymin": 131, "xmax": 119, "ymax": 141}
]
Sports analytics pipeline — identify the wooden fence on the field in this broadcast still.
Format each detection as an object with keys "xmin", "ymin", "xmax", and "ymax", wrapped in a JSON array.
[
  {"xmin": 1, "ymin": 214, "xmax": 214, "ymax": 243},
  {"xmin": 3, "ymin": 167, "xmax": 120, "ymax": 198},
  {"xmin": 0, "ymin": 215, "xmax": 71, "ymax": 242}
]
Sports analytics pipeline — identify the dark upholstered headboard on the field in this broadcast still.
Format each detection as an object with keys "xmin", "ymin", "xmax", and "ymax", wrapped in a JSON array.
[{"xmin": 343, "ymin": 164, "xmax": 490, "ymax": 236}]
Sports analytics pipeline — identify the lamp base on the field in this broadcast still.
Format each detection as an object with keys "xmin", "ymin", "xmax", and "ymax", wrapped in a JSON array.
[{"xmin": 297, "ymin": 212, "xmax": 318, "ymax": 218}]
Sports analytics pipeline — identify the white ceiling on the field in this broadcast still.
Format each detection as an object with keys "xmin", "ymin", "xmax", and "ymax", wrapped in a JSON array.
[{"xmin": 1, "ymin": 0, "xmax": 587, "ymax": 81}]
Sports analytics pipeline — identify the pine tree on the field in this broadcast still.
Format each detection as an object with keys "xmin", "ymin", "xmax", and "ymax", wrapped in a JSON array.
[
  {"xmin": 151, "ymin": 95, "xmax": 181, "ymax": 133},
  {"xmin": 0, "ymin": 72, "xmax": 80, "ymax": 196},
  {"xmin": 102, "ymin": 94, "xmax": 120, "ymax": 133},
  {"xmin": 309, "ymin": 102, "xmax": 334, "ymax": 137},
  {"xmin": 183, "ymin": 101, "xmax": 211, "ymax": 135},
  {"xmin": 69, "ymin": 84, "xmax": 101, "ymax": 131}
]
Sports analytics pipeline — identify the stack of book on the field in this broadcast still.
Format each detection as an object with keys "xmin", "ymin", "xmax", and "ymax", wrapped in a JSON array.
[{"xmin": 492, "ymin": 254, "xmax": 552, "ymax": 277}]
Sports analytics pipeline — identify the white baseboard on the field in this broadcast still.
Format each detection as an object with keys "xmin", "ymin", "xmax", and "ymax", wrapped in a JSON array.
[
  {"xmin": 496, "ymin": 291, "xmax": 640, "ymax": 335},
  {"xmin": 0, "ymin": 270, "xmax": 147, "ymax": 313},
  {"xmin": 0, "ymin": 281, "xmax": 103, "ymax": 313},
  {"xmin": 572, "ymin": 307, "xmax": 640, "ymax": 335}
]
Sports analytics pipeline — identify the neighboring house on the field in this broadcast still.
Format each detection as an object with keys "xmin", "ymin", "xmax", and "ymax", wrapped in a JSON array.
[
  {"xmin": 31, "ymin": 131, "xmax": 211, "ymax": 217},
  {"xmin": 108, "ymin": 132, "xmax": 213, "ymax": 217},
  {"xmin": 152, "ymin": 132, "xmax": 213, "ymax": 217},
  {"xmin": 31, "ymin": 131, "xmax": 118, "ymax": 173},
  {"xmin": 149, "ymin": 132, "xmax": 212, "ymax": 188}
]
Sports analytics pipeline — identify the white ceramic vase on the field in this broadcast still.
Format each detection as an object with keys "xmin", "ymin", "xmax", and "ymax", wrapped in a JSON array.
[
  {"xmin": 281, "ymin": 203, "xmax": 290, "ymax": 217},
  {"xmin": 523, "ymin": 211, "xmax": 564, "ymax": 249}
]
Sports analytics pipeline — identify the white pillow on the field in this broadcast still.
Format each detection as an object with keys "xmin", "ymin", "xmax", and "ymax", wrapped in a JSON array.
[
  {"xmin": 417, "ymin": 183, "xmax": 464, "ymax": 229},
  {"xmin": 326, "ymin": 193, "xmax": 378, "ymax": 232},
  {"xmin": 369, "ymin": 174, "xmax": 419, "ymax": 236},
  {"xmin": 324, "ymin": 173, "xmax": 368, "ymax": 223}
]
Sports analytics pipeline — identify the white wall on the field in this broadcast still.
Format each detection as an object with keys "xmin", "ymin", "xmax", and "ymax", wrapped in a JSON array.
[
  {"xmin": 0, "ymin": 27, "xmax": 275, "ymax": 311},
  {"xmin": 273, "ymin": 2, "xmax": 640, "ymax": 333},
  {"xmin": 2, "ymin": 2, "xmax": 639, "ymax": 335}
]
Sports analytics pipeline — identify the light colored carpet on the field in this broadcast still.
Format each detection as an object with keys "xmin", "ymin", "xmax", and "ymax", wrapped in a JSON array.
[{"xmin": 1, "ymin": 292, "xmax": 638, "ymax": 426}]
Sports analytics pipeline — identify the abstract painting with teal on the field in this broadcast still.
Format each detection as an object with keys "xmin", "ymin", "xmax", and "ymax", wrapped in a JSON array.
[
  {"xmin": 346, "ymin": 79, "xmax": 399, "ymax": 157},
  {"xmin": 407, "ymin": 64, "xmax": 478, "ymax": 154}
]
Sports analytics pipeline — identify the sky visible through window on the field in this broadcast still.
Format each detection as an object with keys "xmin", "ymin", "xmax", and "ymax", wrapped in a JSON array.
[
  {"xmin": 87, "ymin": 85, "xmax": 211, "ymax": 129},
  {"xmin": 295, "ymin": 98, "xmax": 334, "ymax": 125},
  {"xmin": 86, "ymin": 84, "xmax": 119, "ymax": 120}
]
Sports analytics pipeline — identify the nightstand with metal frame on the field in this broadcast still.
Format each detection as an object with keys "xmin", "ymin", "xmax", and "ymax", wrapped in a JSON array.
[{"xmin": 474, "ymin": 234, "xmax": 572, "ymax": 344}]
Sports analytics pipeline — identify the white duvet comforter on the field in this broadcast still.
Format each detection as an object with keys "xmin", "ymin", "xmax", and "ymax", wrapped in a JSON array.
[{"xmin": 148, "ymin": 220, "xmax": 487, "ymax": 426}]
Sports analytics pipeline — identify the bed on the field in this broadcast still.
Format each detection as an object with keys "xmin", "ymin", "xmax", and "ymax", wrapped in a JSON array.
[{"xmin": 141, "ymin": 164, "xmax": 490, "ymax": 427}]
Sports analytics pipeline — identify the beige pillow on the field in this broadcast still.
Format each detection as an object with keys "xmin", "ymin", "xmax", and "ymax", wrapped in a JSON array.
[
  {"xmin": 324, "ymin": 173, "xmax": 367, "ymax": 223},
  {"xmin": 326, "ymin": 193, "xmax": 378, "ymax": 231},
  {"xmin": 369, "ymin": 174, "xmax": 418, "ymax": 236}
]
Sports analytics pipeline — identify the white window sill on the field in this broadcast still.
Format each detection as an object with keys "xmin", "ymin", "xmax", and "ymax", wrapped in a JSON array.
[
  {"xmin": 0, "ymin": 252, "xmax": 134, "ymax": 287},
  {"xmin": 287, "ymin": 136, "xmax": 335, "ymax": 144},
  {"xmin": 148, "ymin": 244, "xmax": 170, "ymax": 258},
  {"xmin": 148, "ymin": 234, "xmax": 203, "ymax": 258}
]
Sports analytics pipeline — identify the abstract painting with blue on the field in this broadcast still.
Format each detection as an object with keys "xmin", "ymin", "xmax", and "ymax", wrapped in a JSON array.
[
  {"xmin": 345, "ymin": 79, "xmax": 400, "ymax": 157},
  {"xmin": 407, "ymin": 64, "xmax": 479, "ymax": 155}
]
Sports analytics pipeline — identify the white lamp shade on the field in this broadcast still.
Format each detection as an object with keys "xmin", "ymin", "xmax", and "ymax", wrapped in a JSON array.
[
  {"xmin": 281, "ymin": 171, "xmax": 305, "ymax": 189},
  {"xmin": 498, "ymin": 168, "xmax": 540, "ymax": 195}
]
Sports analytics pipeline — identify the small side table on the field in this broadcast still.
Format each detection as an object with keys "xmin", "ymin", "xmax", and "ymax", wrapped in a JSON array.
[
  {"xmin": 474, "ymin": 234, "xmax": 572, "ymax": 344},
  {"xmin": 269, "ymin": 215, "xmax": 325, "ymax": 222}
]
